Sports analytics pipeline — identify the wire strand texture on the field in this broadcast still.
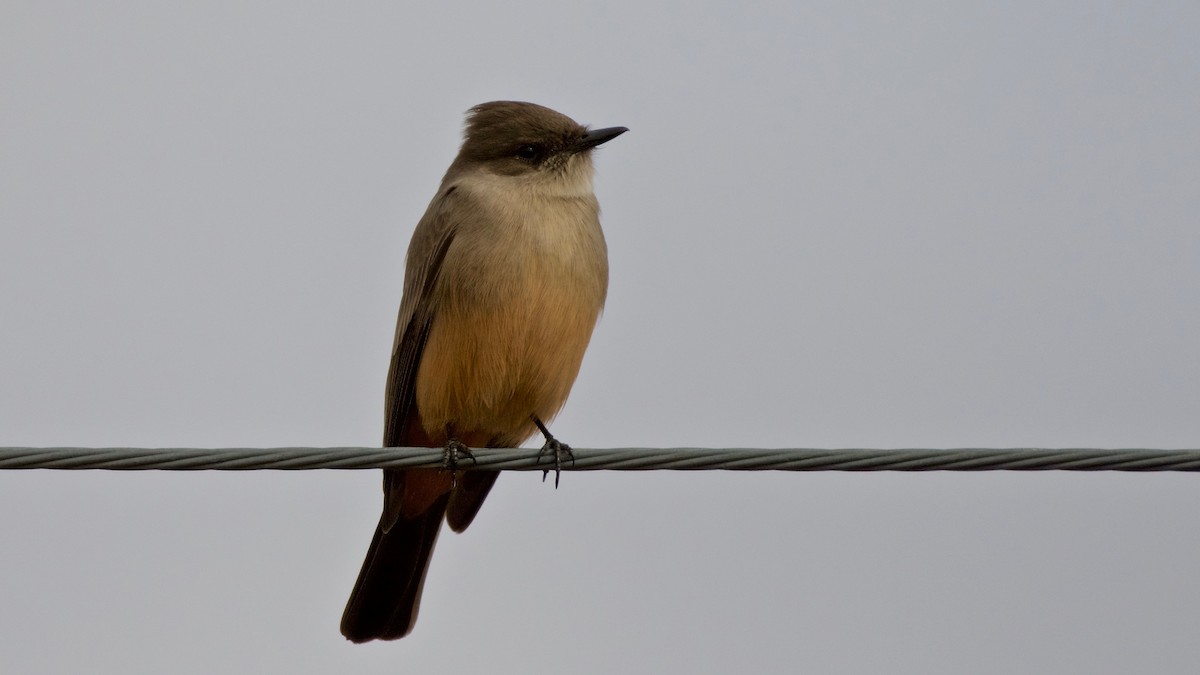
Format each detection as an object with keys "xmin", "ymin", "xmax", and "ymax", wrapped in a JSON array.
[{"xmin": 2, "ymin": 447, "xmax": 1199, "ymax": 471}]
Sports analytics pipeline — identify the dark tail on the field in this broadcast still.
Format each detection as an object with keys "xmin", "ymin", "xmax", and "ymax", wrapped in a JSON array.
[{"xmin": 340, "ymin": 487, "xmax": 449, "ymax": 642}]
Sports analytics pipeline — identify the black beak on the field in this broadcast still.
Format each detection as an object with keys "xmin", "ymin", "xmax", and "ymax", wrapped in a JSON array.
[{"xmin": 578, "ymin": 126, "xmax": 628, "ymax": 151}]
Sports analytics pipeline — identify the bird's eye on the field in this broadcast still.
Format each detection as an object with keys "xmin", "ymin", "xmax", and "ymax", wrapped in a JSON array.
[{"xmin": 515, "ymin": 144, "xmax": 540, "ymax": 160}]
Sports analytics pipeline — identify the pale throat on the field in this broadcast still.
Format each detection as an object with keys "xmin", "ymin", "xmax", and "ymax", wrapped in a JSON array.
[{"xmin": 472, "ymin": 156, "xmax": 597, "ymax": 199}]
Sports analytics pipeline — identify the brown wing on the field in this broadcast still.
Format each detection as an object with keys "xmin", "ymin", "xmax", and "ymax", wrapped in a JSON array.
[{"xmin": 383, "ymin": 186, "xmax": 461, "ymax": 453}]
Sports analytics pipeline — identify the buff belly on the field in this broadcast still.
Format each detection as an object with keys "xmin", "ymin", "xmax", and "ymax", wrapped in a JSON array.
[{"xmin": 413, "ymin": 274, "xmax": 601, "ymax": 446}]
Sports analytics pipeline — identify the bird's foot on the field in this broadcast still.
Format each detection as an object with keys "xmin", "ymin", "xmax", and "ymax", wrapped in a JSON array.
[
  {"xmin": 442, "ymin": 439, "xmax": 476, "ymax": 488},
  {"xmin": 532, "ymin": 416, "xmax": 574, "ymax": 488}
]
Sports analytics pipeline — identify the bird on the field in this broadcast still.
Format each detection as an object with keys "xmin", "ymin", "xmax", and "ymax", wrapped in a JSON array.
[{"xmin": 340, "ymin": 101, "xmax": 626, "ymax": 642}]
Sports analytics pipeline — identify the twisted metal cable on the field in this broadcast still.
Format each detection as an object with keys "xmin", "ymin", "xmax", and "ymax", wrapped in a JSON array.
[{"xmin": 2, "ymin": 446, "xmax": 1200, "ymax": 471}]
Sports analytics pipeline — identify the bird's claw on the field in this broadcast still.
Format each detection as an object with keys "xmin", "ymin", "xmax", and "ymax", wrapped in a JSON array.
[
  {"xmin": 442, "ymin": 439, "xmax": 476, "ymax": 488},
  {"xmin": 536, "ymin": 437, "xmax": 574, "ymax": 488}
]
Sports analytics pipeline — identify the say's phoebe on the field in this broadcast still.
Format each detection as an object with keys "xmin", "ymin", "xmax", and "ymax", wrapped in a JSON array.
[{"xmin": 340, "ymin": 101, "xmax": 626, "ymax": 642}]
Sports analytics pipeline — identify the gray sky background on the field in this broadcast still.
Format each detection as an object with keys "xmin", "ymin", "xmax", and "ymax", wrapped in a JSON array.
[{"xmin": 2, "ymin": 2, "xmax": 1199, "ymax": 673}]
